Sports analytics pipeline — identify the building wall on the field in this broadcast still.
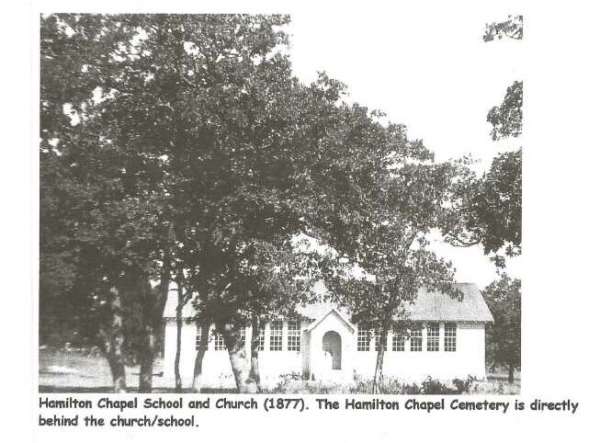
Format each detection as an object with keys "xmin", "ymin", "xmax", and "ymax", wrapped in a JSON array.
[
  {"xmin": 163, "ymin": 319, "xmax": 308, "ymax": 389},
  {"xmin": 163, "ymin": 319, "xmax": 236, "ymax": 388},
  {"xmin": 306, "ymin": 312, "xmax": 355, "ymax": 382},
  {"xmin": 352, "ymin": 322, "xmax": 487, "ymax": 381},
  {"xmin": 258, "ymin": 320, "xmax": 305, "ymax": 384},
  {"xmin": 162, "ymin": 319, "xmax": 487, "ymax": 389}
]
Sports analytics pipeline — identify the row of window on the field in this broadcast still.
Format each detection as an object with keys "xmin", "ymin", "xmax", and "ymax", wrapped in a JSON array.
[
  {"xmin": 195, "ymin": 328, "xmax": 230, "ymax": 351},
  {"xmin": 357, "ymin": 323, "xmax": 456, "ymax": 352},
  {"xmin": 195, "ymin": 321, "xmax": 457, "ymax": 352},
  {"xmin": 255, "ymin": 320, "xmax": 301, "ymax": 351},
  {"xmin": 195, "ymin": 320, "xmax": 301, "ymax": 352}
]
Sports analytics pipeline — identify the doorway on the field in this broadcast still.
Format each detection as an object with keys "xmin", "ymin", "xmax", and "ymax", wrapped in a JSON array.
[{"xmin": 322, "ymin": 331, "xmax": 342, "ymax": 370}]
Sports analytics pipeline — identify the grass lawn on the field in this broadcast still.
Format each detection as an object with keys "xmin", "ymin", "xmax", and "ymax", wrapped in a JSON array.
[
  {"xmin": 39, "ymin": 348, "xmax": 164, "ymax": 392},
  {"xmin": 39, "ymin": 348, "xmax": 520, "ymax": 394},
  {"xmin": 39, "ymin": 348, "xmax": 239, "ymax": 393}
]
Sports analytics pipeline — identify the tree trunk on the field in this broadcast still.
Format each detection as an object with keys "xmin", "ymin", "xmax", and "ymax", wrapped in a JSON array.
[
  {"xmin": 191, "ymin": 320, "xmax": 210, "ymax": 392},
  {"xmin": 101, "ymin": 286, "xmax": 127, "ymax": 393},
  {"xmin": 174, "ymin": 281, "xmax": 184, "ymax": 392},
  {"xmin": 138, "ymin": 326, "xmax": 156, "ymax": 393},
  {"xmin": 249, "ymin": 317, "xmax": 261, "ymax": 389},
  {"xmin": 138, "ymin": 278, "xmax": 161, "ymax": 393},
  {"xmin": 138, "ymin": 270, "xmax": 169, "ymax": 393},
  {"xmin": 220, "ymin": 322, "xmax": 259, "ymax": 393},
  {"xmin": 372, "ymin": 320, "xmax": 390, "ymax": 394},
  {"xmin": 107, "ymin": 352, "xmax": 127, "ymax": 393},
  {"xmin": 508, "ymin": 363, "xmax": 514, "ymax": 384}
]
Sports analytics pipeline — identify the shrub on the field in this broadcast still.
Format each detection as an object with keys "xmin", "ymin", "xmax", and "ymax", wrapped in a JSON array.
[
  {"xmin": 263, "ymin": 373, "xmax": 505, "ymax": 395},
  {"xmin": 350, "ymin": 375, "xmax": 421, "ymax": 394},
  {"xmin": 452, "ymin": 376, "xmax": 476, "ymax": 394},
  {"xmin": 420, "ymin": 376, "xmax": 454, "ymax": 394}
]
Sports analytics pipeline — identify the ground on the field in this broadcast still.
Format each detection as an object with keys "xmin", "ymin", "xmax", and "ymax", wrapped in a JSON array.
[{"xmin": 39, "ymin": 348, "xmax": 520, "ymax": 394}]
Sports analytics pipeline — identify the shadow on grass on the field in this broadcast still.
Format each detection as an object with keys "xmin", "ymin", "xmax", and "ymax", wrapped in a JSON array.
[{"xmin": 39, "ymin": 386, "xmax": 239, "ymax": 393}]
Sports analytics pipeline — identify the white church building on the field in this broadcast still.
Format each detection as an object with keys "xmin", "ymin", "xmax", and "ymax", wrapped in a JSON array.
[{"xmin": 162, "ymin": 283, "xmax": 494, "ymax": 388}]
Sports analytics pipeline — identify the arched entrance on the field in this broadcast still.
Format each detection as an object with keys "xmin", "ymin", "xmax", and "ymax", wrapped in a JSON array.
[{"xmin": 322, "ymin": 331, "xmax": 342, "ymax": 370}]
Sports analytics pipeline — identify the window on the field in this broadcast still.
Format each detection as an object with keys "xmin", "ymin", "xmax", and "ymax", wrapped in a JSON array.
[
  {"xmin": 444, "ymin": 322, "xmax": 457, "ymax": 352},
  {"xmin": 214, "ymin": 332, "xmax": 226, "ymax": 351},
  {"xmin": 270, "ymin": 320, "xmax": 283, "ymax": 351},
  {"xmin": 374, "ymin": 328, "xmax": 387, "ymax": 351},
  {"xmin": 410, "ymin": 326, "xmax": 423, "ymax": 352},
  {"xmin": 427, "ymin": 323, "xmax": 440, "ymax": 351},
  {"xmin": 357, "ymin": 325, "xmax": 370, "ymax": 351},
  {"xmin": 287, "ymin": 320, "xmax": 301, "ymax": 351},
  {"xmin": 392, "ymin": 329, "xmax": 405, "ymax": 351}
]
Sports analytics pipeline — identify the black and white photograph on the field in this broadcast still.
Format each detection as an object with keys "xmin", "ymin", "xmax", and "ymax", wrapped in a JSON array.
[
  {"xmin": 5, "ymin": 0, "xmax": 599, "ymax": 441},
  {"xmin": 39, "ymin": 10, "xmax": 522, "ymax": 395}
]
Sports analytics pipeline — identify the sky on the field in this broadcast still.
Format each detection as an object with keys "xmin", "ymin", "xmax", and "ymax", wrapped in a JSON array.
[{"xmin": 284, "ymin": 3, "xmax": 523, "ymax": 287}]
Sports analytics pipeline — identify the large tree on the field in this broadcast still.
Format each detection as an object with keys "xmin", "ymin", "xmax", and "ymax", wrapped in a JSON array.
[
  {"xmin": 41, "ymin": 14, "xmax": 466, "ymax": 394},
  {"xmin": 182, "ymin": 74, "xmax": 411, "ymax": 392},
  {"xmin": 41, "ymin": 14, "xmax": 171, "ymax": 392},
  {"xmin": 40, "ymin": 14, "xmax": 379, "ymax": 392},
  {"xmin": 189, "ymin": 238, "xmax": 320, "ymax": 392},
  {"xmin": 483, "ymin": 274, "xmax": 521, "ymax": 383},
  {"xmin": 320, "ymin": 125, "xmax": 470, "ymax": 392}
]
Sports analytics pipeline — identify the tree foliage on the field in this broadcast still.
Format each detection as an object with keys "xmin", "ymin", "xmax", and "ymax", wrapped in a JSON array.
[
  {"xmin": 41, "ymin": 13, "xmax": 429, "ymax": 391},
  {"xmin": 40, "ymin": 13, "xmax": 517, "ymax": 392},
  {"xmin": 320, "ymin": 136, "xmax": 471, "ymax": 389},
  {"xmin": 483, "ymin": 15, "xmax": 523, "ymax": 42},
  {"xmin": 40, "ymin": 13, "xmax": 305, "ymax": 391},
  {"xmin": 447, "ymin": 16, "xmax": 523, "ymax": 265},
  {"xmin": 487, "ymin": 81, "xmax": 523, "ymax": 140},
  {"xmin": 446, "ymin": 149, "xmax": 521, "ymax": 263},
  {"xmin": 483, "ymin": 274, "xmax": 521, "ymax": 382}
]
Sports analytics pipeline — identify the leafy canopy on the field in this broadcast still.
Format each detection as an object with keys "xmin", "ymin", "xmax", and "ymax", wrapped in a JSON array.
[{"xmin": 483, "ymin": 275, "xmax": 521, "ymax": 371}]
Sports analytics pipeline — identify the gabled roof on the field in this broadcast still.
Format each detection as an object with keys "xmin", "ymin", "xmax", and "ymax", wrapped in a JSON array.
[
  {"xmin": 305, "ymin": 308, "xmax": 356, "ymax": 333},
  {"xmin": 295, "ymin": 302, "xmax": 352, "ymax": 322},
  {"xmin": 163, "ymin": 282, "xmax": 493, "ymax": 323},
  {"xmin": 404, "ymin": 283, "xmax": 494, "ymax": 322},
  {"xmin": 294, "ymin": 283, "xmax": 493, "ymax": 323}
]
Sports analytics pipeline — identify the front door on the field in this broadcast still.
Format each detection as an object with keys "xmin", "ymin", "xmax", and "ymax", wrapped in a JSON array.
[{"xmin": 322, "ymin": 331, "xmax": 342, "ymax": 370}]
